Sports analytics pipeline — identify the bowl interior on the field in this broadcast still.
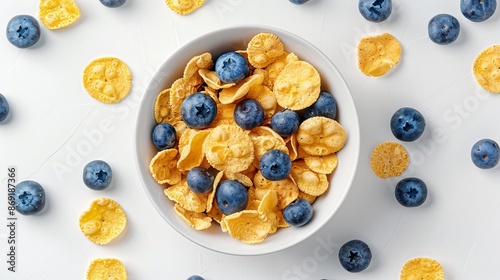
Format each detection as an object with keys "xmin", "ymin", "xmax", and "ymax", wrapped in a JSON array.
[{"xmin": 134, "ymin": 25, "xmax": 360, "ymax": 256}]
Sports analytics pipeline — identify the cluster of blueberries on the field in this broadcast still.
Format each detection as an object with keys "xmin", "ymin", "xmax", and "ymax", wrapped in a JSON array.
[
  {"xmin": 357, "ymin": 0, "xmax": 496, "ymax": 45},
  {"xmin": 335, "ymin": 0, "xmax": 496, "ymax": 273},
  {"xmin": 5, "ymin": 0, "xmax": 127, "ymax": 49},
  {"xmin": 12, "ymin": 159, "xmax": 113, "ymax": 216},
  {"xmin": 152, "ymin": 51, "xmax": 339, "ymax": 230}
]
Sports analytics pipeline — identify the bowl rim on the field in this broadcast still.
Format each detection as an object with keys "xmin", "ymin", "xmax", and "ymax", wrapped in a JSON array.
[{"xmin": 133, "ymin": 24, "xmax": 360, "ymax": 256}]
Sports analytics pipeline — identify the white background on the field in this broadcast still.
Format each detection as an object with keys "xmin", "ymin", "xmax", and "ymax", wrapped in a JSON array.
[{"xmin": 1, "ymin": 0, "xmax": 500, "ymax": 279}]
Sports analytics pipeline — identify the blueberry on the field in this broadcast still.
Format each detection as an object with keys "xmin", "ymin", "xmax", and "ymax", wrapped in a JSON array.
[
  {"xmin": 6, "ymin": 15, "xmax": 41, "ymax": 49},
  {"xmin": 14, "ymin": 180, "xmax": 46, "ymax": 215},
  {"xmin": 99, "ymin": 0, "xmax": 127, "ymax": 8},
  {"xmin": 289, "ymin": 0, "xmax": 310, "ymax": 4},
  {"xmin": 395, "ymin": 177, "xmax": 428, "ymax": 207},
  {"xmin": 233, "ymin": 98, "xmax": 265, "ymax": 130},
  {"xmin": 152, "ymin": 123, "xmax": 176, "ymax": 150},
  {"xmin": 259, "ymin": 149, "xmax": 292, "ymax": 181},
  {"xmin": 186, "ymin": 166, "xmax": 215, "ymax": 194},
  {"xmin": 282, "ymin": 199, "xmax": 313, "ymax": 227},
  {"xmin": 215, "ymin": 52, "xmax": 250, "ymax": 84},
  {"xmin": 428, "ymin": 14, "xmax": 460, "ymax": 45},
  {"xmin": 461, "ymin": 0, "xmax": 496, "ymax": 22},
  {"xmin": 302, "ymin": 91, "xmax": 337, "ymax": 121},
  {"xmin": 83, "ymin": 160, "xmax": 113, "ymax": 190},
  {"xmin": 471, "ymin": 138, "xmax": 500, "ymax": 169},
  {"xmin": 390, "ymin": 107, "xmax": 426, "ymax": 142},
  {"xmin": 338, "ymin": 239, "xmax": 372, "ymax": 273},
  {"xmin": 0, "ymin": 93, "xmax": 9, "ymax": 123},
  {"xmin": 215, "ymin": 180, "xmax": 248, "ymax": 215},
  {"xmin": 187, "ymin": 276, "xmax": 204, "ymax": 280},
  {"xmin": 181, "ymin": 93, "xmax": 217, "ymax": 129},
  {"xmin": 358, "ymin": 0, "xmax": 392, "ymax": 22},
  {"xmin": 271, "ymin": 109, "xmax": 300, "ymax": 138}
]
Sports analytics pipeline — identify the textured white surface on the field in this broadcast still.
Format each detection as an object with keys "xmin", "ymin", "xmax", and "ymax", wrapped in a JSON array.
[{"xmin": 1, "ymin": 0, "xmax": 500, "ymax": 279}]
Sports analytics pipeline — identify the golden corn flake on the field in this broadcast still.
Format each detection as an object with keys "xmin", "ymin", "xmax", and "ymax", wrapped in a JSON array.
[
  {"xmin": 473, "ymin": 45, "xmax": 500, "ymax": 93},
  {"xmin": 247, "ymin": 33, "xmax": 285, "ymax": 69},
  {"xmin": 206, "ymin": 200, "xmax": 223, "ymax": 224},
  {"xmin": 224, "ymin": 172, "xmax": 253, "ymax": 187},
  {"xmin": 165, "ymin": 0, "xmax": 205, "ymax": 15},
  {"xmin": 263, "ymin": 52, "xmax": 295, "ymax": 88},
  {"xmin": 172, "ymin": 120, "xmax": 189, "ymax": 140},
  {"xmin": 209, "ymin": 103, "xmax": 236, "ymax": 127},
  {"xmin": 184, "ymin": 52, "xmax": 212, "ymax": 86},
  {"xmin": 296, "ymin": 116, "xmax": 346, "ymax": 156},
  {"xmin": 219, "ymin": 71, "xmax": 265, "ymax": 104},
  {"xmin": 177, "ymin": 129, "xmax": 211, "ymax": 171},
  {"xmin": 223, "ymin": 210, "xmax": 272, "ymax": 244},
  {"xmin": 274, "ymin": 61, "xmax": 321, "ymax": 110},
  {"xmin": 257, "ymin": 190, "xmax": 278, "ymax": 215},
  {"xmin": 39, "ymin": 0, "xmax": 80, "ymax": 30},
  {"xmin": 86, "ymin": 258, "xmax": 127, "ymax": 280},
  {"xmin": 246, "ymin": 199, "xmax": 261, "ymax": 211},
  {"xmin": 304, "ymin": 153, "xmax": 338, "ymax": 174},
  {"xmin": 174, "ymin": 203, "xmax": 212, "ymax": 230},
  {"xmin": 201, "ymin": 86, "xmax": 220, "ymax": 104},
  {"xmin": 199, "ymin": 69, "xmax": 235, "ymax": 90},
  {"xmin": 79, "ymin": 198, "xmax": 127, "ymax": 245},
  {"xmin": 286, "ymin": 134, "xmax": 299, "ymax": 161},
  {"xmin": 253, "ymin": 171, "xmax": 299, "ymax": 209},
  {"xmin": 400, "ymin": 257, "xmax": 444, "ymax": 280},
  {"xmin": 82, "ymin": 57, "xmax": 132, "ymax": 104},
  {"xmin": 357, "ymin": 32, "xmax": 402, "ymax": 77},
  {"xmin": 370, "ymin": 141, "xmax": 409, "ymax": 178},
  {"xmin": 205, "ymin": 125, "xmax": 255, "ymax": 173},
  {"xmin": 206, "ymin": 171, "xmax": 224, "ymax": 212},
  {"xmin": 290, "ymin": 160, "xmax": 329, "ymax": 196},
  {"xmin": 257, "ymin": 190, "xmax": 280, "ymax": 233},
  {"xmin": 154, "ymin": 89, "xmax": 171, "ymax": 124},
  {"xmin": 164, "ymin": 179, "xmax": 208, "ymax": 213},
  {"xmin": 149, "ymin": 148, "xmax": 182, "ymax": 185},
  {"xmin": 298, "ymin": 190, "xmax": 317, "ymax": 204}
]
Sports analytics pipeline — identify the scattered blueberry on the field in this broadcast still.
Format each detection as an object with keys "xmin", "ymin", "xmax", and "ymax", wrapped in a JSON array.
[
  {"xmin": 14, "ymin": 180, "xmax": 46, "ymax": 215},
  {"xmin": 233, "ymin": 98, "xmax": 265, "ymax": 130},
  {"xmin": 428, "ymin": 14, "xmax": 460, "ymax": 45},
  {"xmin": 215, "ymin": 52, "xmax": 250, "ymax": 84},
  {"xmin": 390, "ymin": 107, "xmax": 426, "ymax": 142},
  {"xmin": 471, "ymin": 138, "xmax": 500, "ymax": 169},
  {"xmin": 358, "ymin": 0, "xmax": 392, "ymax": 22},
  {"xmin": 186, "ymin": 166, "xmax": 215, "ymax": 194},
  {"xmin": 461, "ymin": 0, "xmax": 496, "ymax": 22},
  {"xmin": 395, "ymin": 177, "xmax": 428, "ymax": 207},
  {"xmin": 187, "ymin": 276, "xmax": 204, "ymax": 280},
  {"xmin": 152, "ymin": 123, "xmax": 176, "ymax": 150},
  {"xmin": 271, "ymin": 109, "xmax": 300, "ymax": 138},
  {"xmin": 259, "ymin": 149, "xmax": 292, "ymax": 181},
  {"xmin": 338, "ymin": 239, "xmax": 372, "ymax": 273},
  {"xmin": 302, "ymin": 91, "xmax": 337, "ymax": 121},
  {"xmin": 83, "ymin": 160, "xmax": 113, "ymax": 190},
  {"xmin": 0, "ymin": 93, "xmax": 9, "ymax": 123},
  {"xmin": 99, "ymin": 0, "xmax": 127, "ymax": 8},
  {"xmin": 6, "ymin": 15, "xmax": 41, "ymax": 48},
  {"xmin": 282, "ymin": 199, "xmax": 313, "ymax": 227},
  {"xmin": 289, "ymin": 0, "xmax": 310, "ymax": 4},
  {"xmin": 215, "ymin": 180, "xmax": 248, "ymax": 215},
  {"xmin": 181, "ymin": 93, "xmax": 217, "ymax": 129}
]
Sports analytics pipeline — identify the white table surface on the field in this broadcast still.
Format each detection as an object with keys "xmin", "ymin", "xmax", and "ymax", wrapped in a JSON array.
[{"xmin": 2, "ymin": 0, "xmax": 500, "ymax": 279}]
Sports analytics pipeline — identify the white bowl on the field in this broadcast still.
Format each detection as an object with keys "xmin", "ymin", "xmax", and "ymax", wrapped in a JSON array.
[{"xmin": 134, "ymin": 25, "xmax": 360, "ymax": 256}]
